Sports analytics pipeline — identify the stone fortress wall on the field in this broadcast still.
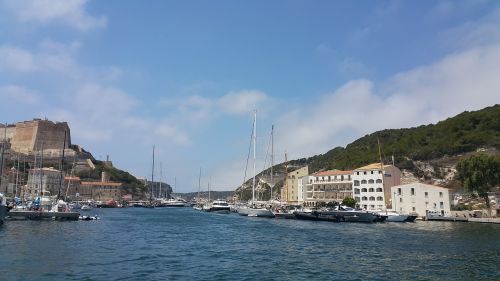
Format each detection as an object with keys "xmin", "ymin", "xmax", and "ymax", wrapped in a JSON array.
[{"xmin": 1, "ymin": 119, "xmax": 72, "ymax": 155}]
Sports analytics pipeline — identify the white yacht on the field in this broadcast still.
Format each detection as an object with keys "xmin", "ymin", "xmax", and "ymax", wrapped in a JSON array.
[
  {"xmin": 162, "ymin": 198, "xmax": 187, "ymax": 207},
  {"xmin": 377, "ymin": 211, "xmax": 417, "ymax": 222},
  {"xmin": 204, "ymin": 199, "xmax": 231, "ymax": 213}
]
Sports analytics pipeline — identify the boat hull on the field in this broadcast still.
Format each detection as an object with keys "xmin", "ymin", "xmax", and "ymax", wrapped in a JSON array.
[
  {"xmin": 0, "ymin": 205, "xmax": 6, "ymax": 225},
  {"xmin": 295, "ymin": 210, "xmax": 379, "ymax": 223},
  {"xmin": 238, "ymin": 207, "xmax": 275, "ymax": 218}
]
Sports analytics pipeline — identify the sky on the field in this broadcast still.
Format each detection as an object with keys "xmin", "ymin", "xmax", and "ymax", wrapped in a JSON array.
[{"xmin": 1, "ymin": 0, "xmax": 500, "ymax": 192}]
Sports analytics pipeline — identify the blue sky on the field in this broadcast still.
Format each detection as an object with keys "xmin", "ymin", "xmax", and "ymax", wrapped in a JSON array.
[{"xmin": 1, "ymin": 0, "xmax": 500, "ymax": 192}]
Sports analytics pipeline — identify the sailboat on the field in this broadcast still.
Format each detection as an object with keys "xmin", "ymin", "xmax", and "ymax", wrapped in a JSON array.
[{"xmin": 237, "ymin": 110, "xmax": 275, "ymax": 218}]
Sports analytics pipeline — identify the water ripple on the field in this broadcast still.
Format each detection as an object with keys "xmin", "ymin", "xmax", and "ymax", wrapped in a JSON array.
[{"xmin": 1, "ymin": 208, "xmax": 499, "ymax": 280}]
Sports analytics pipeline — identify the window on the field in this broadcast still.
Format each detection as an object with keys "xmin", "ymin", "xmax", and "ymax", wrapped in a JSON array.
[
  {"xmin": 398, "ymin": 188, "xmax": 401, "ymax": 195},
  {"xmin": 412, "ymin": 207, "xmax": 416, "ymax": 211},
  {"xmin": 341, "ymin": 175, "xmax": 344, "ymax": 181},
  {"xmin": 355, "ymin": 196, "xmax": 360, "ymax": 202},
  {"xmin": 370, "ymin": 205, "xmax": 375, "ymax": 209},
  {"xmin": 439, "ymin": 192, "xmax": 443, "ymax": 198},
  {"xmin": 376, "ymin": 188, "xmax": 382, "ymax": 192},
  {"xmin": 411, "ymin": 188, "xmax": 415, "ymax": 196},
  {"xmin": 361, "ymin": 180, "xmax": 367, "ymax": 184},
  {"xmin": 371, "ymin": 171, "xmax": 374, "ymax": 174},
  {"xmin": 368, "ymin": 179, "xmax": 374, "ymax": 184},
  {"xmin": 440, "ymin": 202, "xmax": 444, "ymax": 209},
  {"xmin": 369, "ymin": 196, "xmax": 375, "ymax": 201},
  {"xmin": 354, "ymin": 188, "xmax": 360, "ymax": 194},
  {"xmin": 399, "ymin": 198, "xmax": 403, "ymax": 203},
  {"xmin": 424, "ymin": 192, "xmax": 428, "ymax": 198},
  {"xmin": 354, "ymin": 180, "xmax": 360, "ymax": 186},
  {"xmin": 379, "ymin": 170, "xmax": 382, "ymax": 174},
  {"xmin": 362, "ymin": 196, "xmax": 367, "ymax": 201},
  {"xmin": 361, "ymin": 188, "xmax": 367, "ymax": 192},
  {"xmin": 356, "ymin": 172, "xmax": 360, "ymax": 175},
  {"xmin": 369, "ymin": 188, "xmax": 374, "ymax": 192},
  {"xmin": 376, "ymin": 179, "xmax": 382, "ymax": 183},
  {"xmin": 364, "ymin": 171, "xmax": 367, "ymax": 175},
  {"xmin": 377, "ymin": 196, "xmax": 383, "ymax": 201}
]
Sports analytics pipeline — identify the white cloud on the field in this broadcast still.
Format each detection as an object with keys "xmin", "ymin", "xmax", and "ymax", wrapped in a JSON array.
[
  {"xmin": 277, "ymin": 43, "xmax": 500, "ymax": 161},
  {"xmin": 217, "ymin": 90, "xmax": 268, "ymax": 115},
  {"xmin": 0, "ymin": 85, "xmax": 39, "ymax": 104},
  {"xmin": 154, "ymin": 122, "xmax": 192, "ymax": 146},
  {"xmin": 442, "ymin": 8, "xmax": 500, "ymax": 49},
  {"xmin": 0, "ymin": 42, "xmax": 81, "ymax": 78},
  {"xmin": 0, "ymin": 46, "xmax": 37, "ymax": 72},
  {"xmin": 4, "ymin": 0, "xmax": 106, "ymax": 31}
]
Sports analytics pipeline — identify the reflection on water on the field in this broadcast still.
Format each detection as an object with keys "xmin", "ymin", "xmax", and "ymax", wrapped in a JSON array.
[{"xmin": 1, "ymin": 208, "xmax": 499, "ymax": 281}]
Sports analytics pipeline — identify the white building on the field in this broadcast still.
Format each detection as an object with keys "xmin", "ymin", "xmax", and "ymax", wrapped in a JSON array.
[
  {"xmin": 391, "ymin": 183, "xmax": 451, "ymax": 217},
  {"xmin": 352, "ymin": 163, "xmax": 401, "ymax": 211},
  {"xmin": 304, "ymin": 170, "xmax": 353, "ymax": 207}
]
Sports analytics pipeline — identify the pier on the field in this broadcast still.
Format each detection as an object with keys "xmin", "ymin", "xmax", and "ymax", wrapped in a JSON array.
[{"xmin": 6, "ymin": 210, "xmax": 80, "ymax": 221}]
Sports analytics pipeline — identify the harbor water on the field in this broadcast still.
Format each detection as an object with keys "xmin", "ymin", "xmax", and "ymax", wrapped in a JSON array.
[{"xmin": 1, "ymin": 208, "xmax": 499, "ymax": 281}]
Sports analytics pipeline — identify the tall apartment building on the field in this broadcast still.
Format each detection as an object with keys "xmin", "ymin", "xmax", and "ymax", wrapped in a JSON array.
[
  {"xmin": 352, "ymin": 163, "xmax": 401, "ymax": 211},
  {"xmin": 281, "ymin": 166, "xmax": 308, "ymax": 204},
  {"xmin": 303, "ymin": 170, "xmax": 353, "ymax": 207}
]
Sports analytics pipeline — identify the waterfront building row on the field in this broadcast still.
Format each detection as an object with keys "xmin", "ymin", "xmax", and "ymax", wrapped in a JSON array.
[{"xmin": 283, "ymin": 163, "xmax": 451, "ymax": 215}]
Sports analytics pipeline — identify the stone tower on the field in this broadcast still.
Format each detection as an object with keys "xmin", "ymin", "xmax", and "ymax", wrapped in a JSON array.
[{"xmin": 10, "ymin": 119, "xmax": 71, "ymax": 154}]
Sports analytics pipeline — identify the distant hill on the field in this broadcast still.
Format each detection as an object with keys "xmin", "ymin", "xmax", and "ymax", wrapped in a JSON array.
[
  {"xmin": 176, "ymin": 191, "xmax": 234, "ymax": 201},
  {"xmin": 234, "ymin": 104, "xmax": 500, "ymax": 200}
]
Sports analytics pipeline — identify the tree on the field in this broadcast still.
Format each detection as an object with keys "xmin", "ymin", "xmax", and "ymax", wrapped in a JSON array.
[
  {"xmin": 342, "ymin": 196, "xmax": 357, "ymax": 208},
  {"xmin": 456, "ymin": 154, "xmax": 500, "ymax": 216}
]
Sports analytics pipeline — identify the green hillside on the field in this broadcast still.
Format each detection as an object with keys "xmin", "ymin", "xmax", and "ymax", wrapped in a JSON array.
[{"xmin": 235, "ymin": 104, "xmax": 500, "ymax": 200}]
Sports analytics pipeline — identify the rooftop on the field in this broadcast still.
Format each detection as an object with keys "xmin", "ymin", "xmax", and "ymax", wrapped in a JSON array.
[
  {"xmin": 313, "ymin": 170, "xmax": 353, "ymax": 176},
  {"xmin": 81, "ymin": 181, "xmax": 122, "ymax": 187},
  {"xmin": 355, "ymin": 163, "xmax": 392, "ymax": 171}
]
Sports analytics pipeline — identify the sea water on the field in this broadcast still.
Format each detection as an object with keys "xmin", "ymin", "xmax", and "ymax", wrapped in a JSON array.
[{"xmin": 0, "ymin": 208, "xmax": 499, "ymax": 280}]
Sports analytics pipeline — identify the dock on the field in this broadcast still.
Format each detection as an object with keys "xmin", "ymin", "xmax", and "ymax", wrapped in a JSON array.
[{"xmin": 7, "ymin": 210, "xmax": 80, "ymax": 221}]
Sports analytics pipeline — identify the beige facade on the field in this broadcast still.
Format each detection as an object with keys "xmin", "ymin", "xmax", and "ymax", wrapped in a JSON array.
[
  {"xmin": 80, "ymin": 181, "xmax": 123, "ymax": 202},
  {"xmin": 304, "ymin": 170, "xmax": 353, "ymax": 207},
  {"xmin": 281, "ymin": 166, "xmax": 308, "ymax": 204},
  {"xmin": 64, "ymin": 174, "xmax": 123, "ymax": 202}
]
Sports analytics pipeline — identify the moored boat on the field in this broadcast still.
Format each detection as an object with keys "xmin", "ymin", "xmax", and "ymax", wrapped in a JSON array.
[
  {"xmin": 294, "ymin": 206, "xmax": 383, "ymax": 223},
  {"xmin": 204, "ymin": 199, "xmax": 231, "ymax": 213}
]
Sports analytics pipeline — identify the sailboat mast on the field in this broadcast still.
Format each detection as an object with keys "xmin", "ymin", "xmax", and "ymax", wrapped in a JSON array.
[
  {"xmin": 151, "ymin": 144, "xmax": 155, "ymax": 202},
  {"xmin": 57, "ymin": 130, "xmax": 67, "ymax": 200},
  {"xmin": 252, "ymin": 110, "xmax": 257, "ymax": 206},
  {"xmin": 159, "ymin": 162, "xmax": 163, "ymax": 198},
  {"xmin": 40, "ymin": 142, "xmax": 44, "ymax": 197},
  {"xmin": 270, "ymin": 125, "xmax": 274, "ymax": 202},
  {"xmin": 197, "ymin": 167, "xmax": 201, "ymax": 202},
  {"xmin": 0, "ymin": 123, "xmax": 6, "ymax": 191}
]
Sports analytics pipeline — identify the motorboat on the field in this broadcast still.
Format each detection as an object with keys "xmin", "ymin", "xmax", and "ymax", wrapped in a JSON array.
[
  {"xmin": 204, "ymin": 199, "xmax": 231, "ymax": 213},
  {"xmin": 81, "ymin": 204, "xmax": 93, "ymax": 211},
  {"xmin": 378, "ymin": 211, "xmax": 417, "ymax": 222},
  {"xmin": 238, "ymin": 205, "xmax": 275, "ymax": 218},
  {"xmin": 162, "ymin": 198, "xmax": 188, "ymax": 207},
  {"xmin": 294, "ymin": 205, "xmax": 383, "ymax": 223}
]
